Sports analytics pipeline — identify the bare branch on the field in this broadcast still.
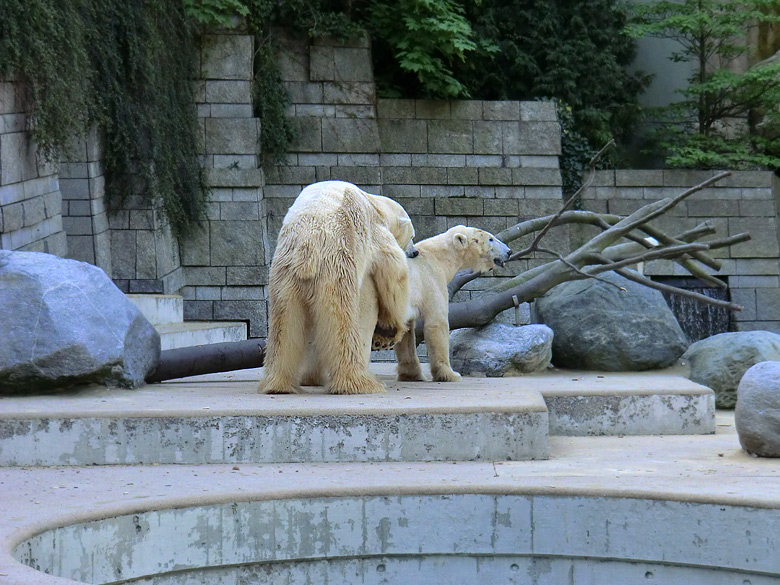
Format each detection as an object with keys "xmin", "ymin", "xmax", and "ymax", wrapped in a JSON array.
[
  {"xmin": 616, "ymin": 171, "xmax": 732, "ymax": 235},
  {"xmin": 537, "ymin": 247, "xmax": 627, "ymax": 290},
  {"xmin": 443, "ymin": 169, "xmax": 745, "ymax": 329},
  {"xmin": 613, "ymin": 268, "xmax": 743, "ymax": 312},
  {"xmin": 587, "ymin": 243, "xmax": 711, "ymax": 274},
  {"xmin": 509, "ymin": 140, "xmax": 615, "ymax": 260}
]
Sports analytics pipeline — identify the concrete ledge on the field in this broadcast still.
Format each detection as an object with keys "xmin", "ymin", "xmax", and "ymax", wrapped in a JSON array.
[
  {"xmin": 0, "ymin": 367, "xmax": 718, "ymax": 467},
  {"xmin": 537, "ymin": 371, "xmax": 716, "ymax": 436},
  {"xmin": 0, "ymin": 371, "xmax": 550, "ymax": 466},
  {"xmin": 126, "ymin": 293, "xmax": 183, "ymax": 326},
  {"xmin": 1, "ymin": 413, "xmax": 778, "ymax": 585}
]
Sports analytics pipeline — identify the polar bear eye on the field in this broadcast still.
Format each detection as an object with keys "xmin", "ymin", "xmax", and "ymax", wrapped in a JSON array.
[{"xmin": 489, "ymin": 237, "xmax": 494, "ymax": 242}]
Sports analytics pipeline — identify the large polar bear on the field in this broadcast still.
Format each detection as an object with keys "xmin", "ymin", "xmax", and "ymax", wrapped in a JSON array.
[
  {"xmin": 378, "ymin": 226, "xmax": 511, "ymax": 382},
  {"xmin": 260, "ymin": 181, "xmax": 416, "ymax": 395}
]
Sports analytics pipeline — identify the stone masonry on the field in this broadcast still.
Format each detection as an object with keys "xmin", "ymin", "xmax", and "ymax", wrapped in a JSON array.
[
  {"xmin": 0, "ymin": 78, "xmax": 67, "ymax": 256},
  {"xmin": 580, "ymin": 170, "xmax": 780, "ymax": 333},
  {"xmin": 180, "ymin": 29, "xmax": 267, "ymax": 337},
  {"xmin": 59, "ymin": 127, "xmax": 111, "ymax": 275},
  {"xmin": 267, "ymin": 32, "xmax": 565, "ymax": 310},
  {"xmin": 3, "ymin": 28, "xmax": 780, "ymax": 337}
]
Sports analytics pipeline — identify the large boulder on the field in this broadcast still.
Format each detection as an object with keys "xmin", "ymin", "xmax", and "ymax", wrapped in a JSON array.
[
  {"xmin": 449, "ymin": 323, "xmax": 553, "ymax": 377},
  {"xmin": 0, "ymin": 251, "xmax": 160, "ymax": 393},
  {"xmin": 533, "ymin": 271, "xmax": 688, "ymax": 371},
  {"xmin": 682, "ymin": 331, "xmax": 780, "ymax": 409},
  {"xmin": 735, "ymin": 361, "xmax": 780, "ymax": 457}
]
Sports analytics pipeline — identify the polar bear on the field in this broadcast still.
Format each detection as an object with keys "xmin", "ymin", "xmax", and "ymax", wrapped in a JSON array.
[
  {"xmin": 378, "ymin": 226, "xmax": 511, "ymax": 382},
  {"xmin": 260, "ymin": 181, "xmax": 416, "ymax": 395}
]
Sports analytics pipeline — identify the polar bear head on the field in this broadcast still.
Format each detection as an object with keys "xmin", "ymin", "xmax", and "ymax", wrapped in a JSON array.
[
  {"xmin": 369, "ymin": 194, "xmax": 417, "ymax": 257},
  {"xmin": 451, "ymin": 226, "xmax": 511, "ymax": 274}
]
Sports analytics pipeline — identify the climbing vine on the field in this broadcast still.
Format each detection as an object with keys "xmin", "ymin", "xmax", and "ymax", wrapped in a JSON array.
[{"xmin": 0, "ymin": 0, "xmax": 206, "ymax": 236}]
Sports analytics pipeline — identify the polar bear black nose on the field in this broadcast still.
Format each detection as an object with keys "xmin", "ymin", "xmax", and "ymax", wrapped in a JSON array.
[{"xmin": 407, "ymin": 248, "xmax": 419, "ymax": 258}]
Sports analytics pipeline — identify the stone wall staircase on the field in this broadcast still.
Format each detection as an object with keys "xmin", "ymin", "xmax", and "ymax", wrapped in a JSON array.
[{"xmin": 127, "ymin": 294, "xmax": 247, "ymax": 350}]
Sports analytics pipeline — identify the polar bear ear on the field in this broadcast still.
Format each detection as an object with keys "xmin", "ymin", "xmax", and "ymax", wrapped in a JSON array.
[{"xmin": 453, "ymin": 232, "xmax": 469, "ymax": 248}]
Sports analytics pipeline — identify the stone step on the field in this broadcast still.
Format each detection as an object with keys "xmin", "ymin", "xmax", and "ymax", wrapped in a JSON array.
[
  {"xmin": 536, "ymin": 369, "xmax": 716, "ymax": 436},
  {"xmin": 126, "ymin": 294, "xmax": 248, "ymax": 350},
  {"xmin": 0, "ymin": 369, "xmax": 550, "ymax": 466},
  {"xmin": 157, "ymin": 321, "xmax": 248, "ymax": 351},
  {"xmin": 126, "ymin": 294, "xmax": 183, "ymax": 326}
]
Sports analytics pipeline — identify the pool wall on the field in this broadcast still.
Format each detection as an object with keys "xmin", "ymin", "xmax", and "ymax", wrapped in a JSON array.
[{"xmin": 15, "ymin": 494, "xmax": 780, "ymax": 584}]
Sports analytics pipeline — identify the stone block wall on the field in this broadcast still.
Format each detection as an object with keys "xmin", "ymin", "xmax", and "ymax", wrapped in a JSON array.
[
  {"xmin": 580, "ymin": 170, "xmax": 780, "ymax": 333},
  {"xmin": 267, "ymin": 32, "xmax": 565, "ymax": 311},
  {"xmin": 0, "ymin": 79, "xmax": 67, "ymax": 255},
  {"xmin": 180, "ymin": 30, "xmax": 268, "ymax": 336},
  {"xmin": 107, "ymin": 198, "xmax": 183, "ymax": 295},
  {"xmin": 59, "ymin": 128, "xmax": 111, "ymax": 274}
]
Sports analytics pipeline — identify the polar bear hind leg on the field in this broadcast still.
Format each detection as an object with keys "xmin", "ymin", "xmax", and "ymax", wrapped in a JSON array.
[
  {"xmin": 313, "ymin": 265, "xmax": 384, "ymax": 395},
  {"xmin": 371, "ymin": 227, "xmax": 413, "ymax": 344},
  {"xmin": 259, "ymin": 277, "xmax": 308, "ymax": 394}
]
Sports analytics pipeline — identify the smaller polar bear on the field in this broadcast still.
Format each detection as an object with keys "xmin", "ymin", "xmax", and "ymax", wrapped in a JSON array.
[
  {"xmin": 261, "ymin": 181, "xmax": 416, "ymax": 395},
  {"xmin": 382, "ymin": 226, "xmax": 511, "ymax": 382}
]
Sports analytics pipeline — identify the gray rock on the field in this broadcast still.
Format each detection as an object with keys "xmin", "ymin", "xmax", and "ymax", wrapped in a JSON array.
[
  {"xmin": 735, "ymin": 361, "xmax": 780, "ymax": 457},
  {"xmin": 450, "ymin": 323, "xmax": 553, "ymax": 377},
  {"xmin": 0, "ymin": 251, "xmax": 160, "ymax": 393},
  {"xmin": 533, "ymin": 271, "xmax": 689, "ymax": 371},
  {"xmin": 682, "ymin": 331, "xmax": 780, "ymax": 409}
]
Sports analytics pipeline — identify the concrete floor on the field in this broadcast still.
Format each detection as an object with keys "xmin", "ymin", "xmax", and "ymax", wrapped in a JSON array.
[{"xmin": 0, "ymin": 366, "xmax": 778, "ymax": 584}]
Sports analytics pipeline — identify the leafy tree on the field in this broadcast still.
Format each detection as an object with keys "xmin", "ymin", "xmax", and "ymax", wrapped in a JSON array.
[
  {"xmin": 452, "ymin": 0, "xmax": 649, "ymax": 193},
  {"xmin": 627, "ymin": 0, "xmax": 780, "ymax": 169},
  {"xmin": 357, "ymin": 0, "xmax": 495, "ymax": 98},
  {"xmin": 461, "ymin": 0, "xmax": 646, "ymax": 144}
]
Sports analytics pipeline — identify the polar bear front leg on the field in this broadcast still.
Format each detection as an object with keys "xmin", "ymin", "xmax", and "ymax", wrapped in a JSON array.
[
  {"xmin": 395, "ymin": 320, "xmax": 424, "ymax": 381},
  {"xmin": 424, "ymin": 319, "xmax": 462, "ymax": 383}
]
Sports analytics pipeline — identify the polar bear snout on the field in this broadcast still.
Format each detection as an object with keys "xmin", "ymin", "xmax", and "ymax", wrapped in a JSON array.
[
  {"xmin": 407, "ymin": 247, "xmax": 419, "ymax": 258},
  {"xmin": 491, "ymin": 238, "xmax": 512, "ymax": 267}
]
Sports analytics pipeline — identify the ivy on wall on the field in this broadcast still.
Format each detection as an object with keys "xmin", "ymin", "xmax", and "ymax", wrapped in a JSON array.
[{"xmin": 0, "ymin": 0, "xmax": 206, "ymax": 237}]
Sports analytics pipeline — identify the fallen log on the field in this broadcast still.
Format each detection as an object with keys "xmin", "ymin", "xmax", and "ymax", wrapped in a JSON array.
[{"xmin": 146, "ymin": 338, "xmax": 266, "ymax": 384}]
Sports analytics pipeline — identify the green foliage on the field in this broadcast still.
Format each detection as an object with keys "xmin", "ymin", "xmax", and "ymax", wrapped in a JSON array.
[
  {"xmin": 457, "ymin": 0, "xmax": 648, "ymax": 150},
  {"xmin": 0, "ymin": 0, "xmax": 92, "ymax": 158},
  {"xmin": 556, "ymin": 101, "xmax": 600, "ymax": 199},
  {"xmin": 252, "ymin": 35, "xmax": 298, "ymax": 166},
  {"xmin": 184, "ymin": 0, "xmax": 249, "ymax": 28},
  {"xmin": 664, "ymin": 133, "xmax": 780, "ymax": 169},
  {"xmin": 627, "ymin": 0, "xmax": 780, "ymax": 169},
  {"xmin": 360, "ymin": 0, "xmax": 495, "ymax": 98},
  {"xmin": 0, "ymin": 0, "xmax": 206, "ymax": 236}
]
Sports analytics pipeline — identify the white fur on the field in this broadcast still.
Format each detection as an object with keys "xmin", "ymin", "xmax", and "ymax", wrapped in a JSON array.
[
  {"xmin": 260, "ymin": 181, "xmax": 414, "ymax": 395},
  {"xmin": 391, "ymin": 225, "xmax": 511, "ymax": 382}
]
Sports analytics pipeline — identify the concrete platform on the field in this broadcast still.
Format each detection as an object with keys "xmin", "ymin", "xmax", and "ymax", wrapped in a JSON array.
[
  {"xmin": 0, "ymin": 366, "xmax": 550, "ymax": 466},
  {"xmin": 0, "ymin": 365, "xmax": 714, "ymax": 467},
  {"xmin": 1, "ymin": 412, "xmax": 778, "ymax": 585}
]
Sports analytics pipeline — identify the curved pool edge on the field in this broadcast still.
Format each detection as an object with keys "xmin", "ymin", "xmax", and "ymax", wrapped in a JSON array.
[
  {"xmin": 2, "ymin": 415, "xmax": 779, "ymax": 584},
  {"xmin": 15, "ymin": 494, "xmax": 780, "ymax": 584}
]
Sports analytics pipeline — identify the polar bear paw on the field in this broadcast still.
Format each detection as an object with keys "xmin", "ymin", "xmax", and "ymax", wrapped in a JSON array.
[{"xmin": 372, "ymin": 323, "xmax": 398, "ymax": 350}]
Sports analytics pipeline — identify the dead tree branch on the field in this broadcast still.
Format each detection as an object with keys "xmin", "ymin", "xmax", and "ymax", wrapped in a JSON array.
[{"xmin": 444, "ymin": 169, "xmax": 749, "ymax": 332}]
